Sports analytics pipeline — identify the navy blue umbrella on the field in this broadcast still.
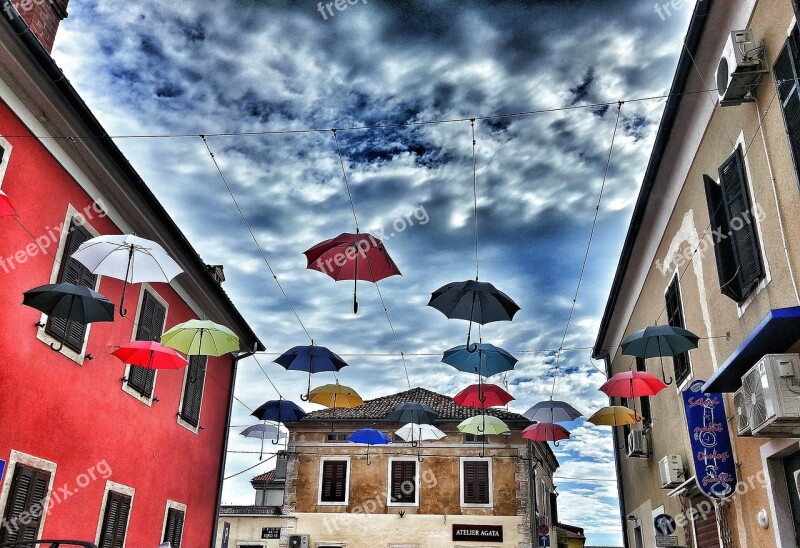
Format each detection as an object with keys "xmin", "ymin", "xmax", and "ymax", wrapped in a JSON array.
[
  {"xmin": 251, "ymin": 399, "xmax": 306, "ymax": 443},
  {"xmin": 274, "ymin": 344, "xmax": 349, "ymax": 400}
]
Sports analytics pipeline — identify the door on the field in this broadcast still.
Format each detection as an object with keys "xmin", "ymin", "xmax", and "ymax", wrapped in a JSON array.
[
  {"xmin": 633, "ymin": 526, "xmax": 644, "ymax": 548},
  {"xmin": 782, "ymin": 450, "xmax": 800, "ymax": 546}
]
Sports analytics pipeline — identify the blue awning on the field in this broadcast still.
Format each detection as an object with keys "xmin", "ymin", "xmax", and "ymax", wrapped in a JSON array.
[{"xmin": 703, "ymin": 307, "xmax": 800, "ymax": 393}]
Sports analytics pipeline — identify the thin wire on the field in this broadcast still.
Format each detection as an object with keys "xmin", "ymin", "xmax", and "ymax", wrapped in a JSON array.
[
  {"xmin": 234, "ymin": 395, "xmax": 254, "ymax": 413},
  {"xmin": 201, "ymin": 135, "xmax": 313, "ymax": 344},
  {"xmin": 224, "ymin": 452, "xmax": 278, "ymax": 480},
  {"xmin": 331, "ymin": 129, "xmax": 359, "ymax": 233},
  {"xmin": 374, "ymin": 280, "xmax": 412, "ymax": 390},
  {"xmin": 551, "ymin": 103, "xmax": 623, "ymax": 397},
  {"xmin": 252, "ymin": 345, "xmax": 596, "ymax": 357},
  {"xmin": 470, "ymin": 119, "xmax": 479, "ymax": 280},
  {"xmin": 251, "ymin": 353, "xmax": 284, "ymax": 399},
  {"xmin": 683, "ymin": 43, "xmax": 736, "ymax": 149}
]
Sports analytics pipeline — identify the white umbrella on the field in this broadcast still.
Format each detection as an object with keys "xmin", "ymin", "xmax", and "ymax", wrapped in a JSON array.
[
  {"xmin": 395, "ymin": 423, "xmax": 446, "ymax": 462},
  {"xmin": 72, "ymin": 234, "xmax": 183, "ymax": 316}
]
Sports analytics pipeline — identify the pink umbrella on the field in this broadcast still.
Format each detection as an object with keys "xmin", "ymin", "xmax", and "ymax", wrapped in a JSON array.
[
  {"xmin": 599, "ymin": 370, "xmax": 667, "ymax": 400},
  {"xmin": 522, "ymin": 422, "xmax": 571, "ymax": 445},
  {"xmin": 453, "ymin": 383, "xmax": 514, "ymax": 409}
]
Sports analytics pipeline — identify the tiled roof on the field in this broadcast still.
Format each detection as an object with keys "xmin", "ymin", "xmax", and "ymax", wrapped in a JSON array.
[
  {"xmin": 299, "ymin": 387, "xmax": 530, "ymax": 423},
  {"xmin": 557, "ymin": 527, "xmax": 586, "ymax": 540},
  {"xmin": 251, "ymin": 470, "xmax": 276, "ymax": 482}
]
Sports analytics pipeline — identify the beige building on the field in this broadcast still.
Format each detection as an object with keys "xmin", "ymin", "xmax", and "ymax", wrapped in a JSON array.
[
  {"xmin": 593, "ymin": 1, "xmax": 800, "ymax": 547},
  {"xmin": 277, "ymin": 387, "xmax": 559, "ymax": 548}
]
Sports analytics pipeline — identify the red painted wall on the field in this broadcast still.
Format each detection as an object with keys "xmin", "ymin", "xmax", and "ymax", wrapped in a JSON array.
[{"xmin": 0, "ymin": 100, "xmax": 232, "ymax": 546}]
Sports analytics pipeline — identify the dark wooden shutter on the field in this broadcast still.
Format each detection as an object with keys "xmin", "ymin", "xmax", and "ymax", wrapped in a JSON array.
[
  {"xmin": 390, "ymin": 461, "xmax": 416, "ymax": 503},
  {"xmin": 128, "ymin": 290, "xmax": 166, "ymax": 397},
  {"xmin": 718, "ymin": 146, "xmax": 763, "ymax": 301},
  {"xmin": 163, "ymin": 507, "xmax": 184, "ymax": 548},
  {"xmin": 549, "ymin": 492, "xmax": 558, "ymax": 525},
  {"xmin": 463, "ymin": 460, "xmax": 489, "ymax": 504},
  {"xmin": 635, "ymin": 358, "xmax": 653, "ymax": 424},
  {"xmin": 665, "ymin": 278, "xmax": 691, "ymax": 384},
  {"xmin": 180, "ymin": 355, "xmax": 207, "ymax": 426},
  {"xmin": 46, "ymin": 220, "xmax": 97, "ymax": 352},
  {"xmin": 775, "ymin": 27, "xmax": 800, "ymax": 186},
  {"xmin": 99, "ymin": 491, "xmax": 131, "ymax": 548},
  {"xmin": 0, "ymin": 465, "xmax": 50, "ymax": 544},
  {"xmin": 320, "ymin": 460, "xmax": 347, "ymax": 502},
  {"xmin": 703, "ymin": 174, "xmax": 738, "ymax": 301}
]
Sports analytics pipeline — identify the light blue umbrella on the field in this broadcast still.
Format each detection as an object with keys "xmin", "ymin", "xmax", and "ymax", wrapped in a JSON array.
[
  {"xmin": 442, "ymin": 343, "xmax": 518, "ymax": 378},
  {"xmin": 348, "ymin": 428, "xmax": 391, "ymax": 465}
]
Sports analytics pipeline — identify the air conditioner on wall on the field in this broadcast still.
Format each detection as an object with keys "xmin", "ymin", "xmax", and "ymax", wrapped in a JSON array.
[
  {"xmin": 733, "ymin": 383, "xmax": 753, "ymax": 436},
  {"xmin": 288, "ymin": 534, "xmax": 310, "ymax": 548},
  {"xmin": 742, "ymin": 354, "xmax": 800, "ymax": 436},
  {"xmin": 627, "ymin": 430, "xmax": 648, "ymax": 459},
  {"xmin": 716, "ymin": 29, "xmax": 768, "ymax": 106},
  {"xmin": 659, "ymin": 455, "xmax": 684, "ymax": 489}
]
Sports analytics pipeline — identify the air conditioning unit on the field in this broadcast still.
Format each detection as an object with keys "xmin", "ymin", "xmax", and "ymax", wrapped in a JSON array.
[
  {"xmin": 659, "ymin": 455, "xmax": 684, "ymax": 488},
  {"xmin": 745, "ymin": 354, "xmax": 800, "ymax": 436},
  {"xmin": 734, "ymin": 375, "xmax": 756, "ymax": 436},
  {"xmin": 716, "ymin": 29, "xmax": 767, "ymax": 106},
  {"xmin": 627, "ymin": 429, "xmax": 648, "ymax": 458},
  {"xmin": 288, "ymin": 534, "xmax": 310, "ymax": 548}
]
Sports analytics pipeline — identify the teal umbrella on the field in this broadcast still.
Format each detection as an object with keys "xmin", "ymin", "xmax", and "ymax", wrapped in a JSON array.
[{"xmin": 442, "ymin": 343, "xmax": 518, "ymax": 377}]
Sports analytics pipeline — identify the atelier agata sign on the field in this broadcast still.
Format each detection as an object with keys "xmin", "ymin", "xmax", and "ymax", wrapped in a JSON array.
[{"xmin": 452, "ymin": 524, "xmax": 503, "ymax": 542}]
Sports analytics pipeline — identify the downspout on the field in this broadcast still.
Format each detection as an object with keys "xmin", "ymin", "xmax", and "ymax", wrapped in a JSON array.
[
  {"xmin": 528, "ymin": 440, "xmax": 538, "ymax": 546},
  {"xmin": 211, "ymin": 346, "xmax": 257, "ymax": 548},
  {"xmin": 605, "ymin": 353, "xmax": 630, "ymax": 548}
]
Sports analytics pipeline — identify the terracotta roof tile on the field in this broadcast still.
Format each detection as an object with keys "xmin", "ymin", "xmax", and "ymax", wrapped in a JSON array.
[{"xmin": 251, "ymin": 470, "xmax": 276, "ymax": 482}]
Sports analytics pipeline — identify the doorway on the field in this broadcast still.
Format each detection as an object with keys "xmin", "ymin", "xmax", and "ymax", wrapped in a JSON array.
[{"xmin": 782, "ymin": 450, "xmax": 800, "ymax": 546}]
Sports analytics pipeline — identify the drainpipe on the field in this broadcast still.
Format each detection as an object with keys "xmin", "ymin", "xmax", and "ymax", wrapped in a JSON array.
[
  {"xmin": 605, "ymin": 353, "xmax": 630, "ymax": 548},
  {"xmin": 528, "ymin": 441, "xmax": 538, "ymax": 546},
  {"xmin": 211, "ymin": 346, "xmax": 257, "ymax": 548}
]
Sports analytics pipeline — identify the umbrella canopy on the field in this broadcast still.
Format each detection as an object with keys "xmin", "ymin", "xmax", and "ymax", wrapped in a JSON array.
[
  {"xmin": 457, "ymin": 415, "xmax": 510, "ymax": 435},
  {"xmin": 600, "ymin": 370, "xmax": 668, "ymax": 399},
  {"xmin": 72, "ymin": 234, "xmax": 183, "ymax": 317},
  {"xmin": 428, "ymin": 280, "xmax": 520, "ymax": 324},
  {"xmin": 394, "ymin": 423, "xmax": 446, "ymax": 443},
  {"xmin": 161, "ymin": 319, "xmax": 240, "ymax": 357},
  {"xmin": 524, "ymin": 400, "xmax": 582, "ymax": 424},
  {"xmin": 385, "ymin": 402, "xmax": 439, "ymax": 425},
  {"xmin": 240, "ymin": 424, "xmax": 287, "ymax": 441},
  {"xmin": 453, "ymin": 383, "xmax": 514, "ymax": 409},
  {"xmin": 442, "ymin": 343, "xmax": 518, "ymax": 378},
  {"xmin": 308, "ymin": 382, "xmax": 363, "ymax": 409},
  {"xmin": 587, "ymin": 406, "xmax": 643, "ymax": 427},
  {"xmin": 251, "ymin": 399, "xmax": 307, "ymax": 423},
  {"xmin": 348, "ymin": 428, "xmax": 391, "ymax": 465},
  {"xmin": 304, "ymin": 232, "xmax": 401, "ymax": 313},
  {"xmin": 620, "ymin": 325, "xmax": 700, "ymax": 358},
  {"xmin": 522, "ymin": 423, "xmax": 571, "ymax": 443},
  {"xmin": 0, "ymin": 190, "xmax": 16, "ymax": 217},
  {"xmin": 275, "ymin": 345, "xmax": 349, "ymax": 400},
  {"xmin": 111, "ymin": 341, "xmax": 188, "ymax": 370},
  {"xmin": 22, "ymin": 282, "xmax": 115, "ymax": 351}
]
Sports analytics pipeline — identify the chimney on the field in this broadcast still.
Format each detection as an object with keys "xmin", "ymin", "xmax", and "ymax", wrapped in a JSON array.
[
  {"xmin": 11, "ymin": 0, "xmax": 69, "ymax": 53},
  {"xmin": 206, "ymin": 264, "xmax": 225, "ymax": 284}
]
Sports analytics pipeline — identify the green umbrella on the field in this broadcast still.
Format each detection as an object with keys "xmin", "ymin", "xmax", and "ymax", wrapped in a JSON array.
[
  {"xmin": 161, "ymin": 319, "xmax": 239, "ymax": 356},
  {"xmin": 457, "ymin": 415, "xmax": 509, "ymax": 435}
]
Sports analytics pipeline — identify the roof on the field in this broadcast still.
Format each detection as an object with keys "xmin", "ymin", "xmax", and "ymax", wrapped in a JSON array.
[
  {"xmin": 556, "ymin": 524, "xmax": 586, "ymax": 540},
  {"xmin": 299, "ymin": 387, "xmax": 530, "ymax": 423},
  {"xmin": 592, "ymin": 0, "xmax": 711, "ymax": 360},
  {"xmin": 251, "ymin": 470, "xmax": 276, "ymax": 482}
]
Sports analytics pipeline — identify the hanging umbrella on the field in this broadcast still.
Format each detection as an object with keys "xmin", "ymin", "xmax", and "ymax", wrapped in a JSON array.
[
  {"xmin": 621, "ymin": 325, "xmax": 700, "ymax": 385},
  {"xmin": 457, "ymin": 415, "xmax": 510, "ymax": 435},
  {"xmin": 240, "ymin": 423, "xmax": 287, "ymax": 460},
  {"xmin": 275, "ymin": 345, "xmax": 349, "ymax": 400},
  {"xmin": 0, "ymin": 190, "xmax": 16, "ymax": 217},
  {"xmin": 161, "ymin": 319, "xmax": 240, "ymax": 357},
  {"xmin": 395, "ymin": 422, "xmax": 446, "ymax": 461},
  {"xmin": 524, "ymin": 400, "xmax": 582, "ymax": 424},
  {"xmin": 71, "ymin": 234, "xmax": 183, "ymax": 317},
  {"xmin": 251, "ymin": 399, "xmax": 307, "ymax": 444},
  {"xmin": 587, "ymin": 406, "xmax": 643, "ymax": 427},
  {"xmin": 453, "ymin": 383, "xmax": 514, "ymax": 409},
  {"xmin": 308, "ymin": 382, "xmax": 363, "ymax": 431},
  {"xmin": 599, "ymin": 370, "xmax": 668, "ymax": 400},
  {"xmin": 111, "ymin": 341, "xmax": 188, "ymax": 370},
  {"xmin": 348, "ymin": 428, "xmax": 391, "ymax": 465},
  {"xmin": 385, "ymin": 402, "xmax": 439, "ymax": 425},
  {"xmin": 522, "ymin": 423, "xmax": 571, "ymax": 445},
  {"xmin": 428, "ymin": 280, "xmax": 520, "ymax": 346},
  {"xmin": 442, "ymin": 343, "xmax": 518, "ymax": 377},
  {"xmin": 304, "ymin": 232, "xmax": 401, "ymax": 314},
  {"xmin": 22, "ymin": 282, "xmax": 115, "ymax": 351}
]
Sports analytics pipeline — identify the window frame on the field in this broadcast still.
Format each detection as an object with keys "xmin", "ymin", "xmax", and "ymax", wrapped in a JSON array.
[
  {"xmin": 0, "ymin": 135, "xmax": 13, "ymax": 187},
  {"xmin": 635, "ymin": 357, "xmax": 653, "ymax": 427},
  {"xmin": 317, "ymin": 457, "xmax": 350, "ymax": 506},
  {"xmin": 121, "ymin": 284, "xmax": 168, "ymax": 406},
  {"xmin": 664, "ymin": 273, "xmax": 692, "ymax": 388},
  {"xmin": 460, "ymin": 457, "xmax": 493, "ymax": 508},
  {"xmin": 386, "ymin": 457, "xmax": 419, "ymax": 507},
  {"xmin": 774, "ymin": 22, "xmax": 800, "ymax": 188},
  {"xmin": 94, "ymin": 481, "xmax": 134, "ymax": 548},
  {"xmin": 0, "ymin": 451, "xmax": 55, "ymax": 544},
  {"xmin": 161, "ymin": 500, "xmax": 186, "ymax": 548},
  {"xmin": 177, "ymin": 355, "xmax": 208, "ymax": 433}
]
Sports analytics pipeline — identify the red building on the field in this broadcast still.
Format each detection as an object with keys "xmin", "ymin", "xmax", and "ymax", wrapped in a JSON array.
[{"xmin": 0, "ymin": 1, "xmax": 263, "ymax": 546}]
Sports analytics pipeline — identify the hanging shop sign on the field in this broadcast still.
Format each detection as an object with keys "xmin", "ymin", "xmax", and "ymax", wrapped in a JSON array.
[
  {"xmin": 682, "ymin": 380, "xmax": 737, "ymax": 499},
  {"xmin": 452, "ymin": 524, "xmax": 503, "ymax": 542}
]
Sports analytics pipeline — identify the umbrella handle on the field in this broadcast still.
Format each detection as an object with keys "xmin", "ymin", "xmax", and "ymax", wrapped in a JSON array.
[
  {"xmin": 353, "ymin": 253, "xmax": 359, "ymax": 314},
  {"xmin": 50, "ymin": 328, "xmax": 67, "ymax": 352},
  {"xmin": 410, "ymin": 440, "xmax": 419, "ymax": 448},
  {"xmin": 300, "ymin": 371, "xmax": 311, "ymax": 401},
  {"xmin": 272, "ymin": 436, "xmax": 281, "ymax": 445},
  {"xmin": 660, "ymin": 356, "xmax": 674, "ymax": 386},
  {"xmin": 553, "ymin": 440, "xmax": 560, "ymax": 447},
  {"xmin": 477, "ymin": 423, "xmax": 485, "ymax": 433},
  {"xmin": 119, "ymin": 245, "xmax": 134, "ymax": 318},
  {"xmin": 466, "ymin": 342, "xmax": 479, "ymax": 353},
  {"xmin": 366, "ymin": 448, "xmax": 371, "ymax": 466}
]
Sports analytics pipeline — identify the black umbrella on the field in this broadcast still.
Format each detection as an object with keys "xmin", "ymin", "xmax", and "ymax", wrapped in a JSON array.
[
  {"xmin": 23, "ymin": 282, "xmax": 115, "ymax": 352},
  {"xmin": 386, "ymin": 402, "xmax": 439, "ymax": 426},
  {"xmin": 621, "ymin": 325, "xmax": 700, "ymax": 385},
  {"xmin": 428, "ymin": 279, "xmax": 520, "ymax": 347}
]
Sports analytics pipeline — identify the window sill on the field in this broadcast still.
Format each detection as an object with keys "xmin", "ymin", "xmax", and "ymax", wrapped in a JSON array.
[
  {"xmin": 176, "ymin": 415, "xmax": 200, "ymax": 434},
  {"xmin": 737, "ymin": 274, "xmax": 771, "ymax": 318},
  {"xmin": 387, "ymin": 502, "xmax": 419, "ymax": 507},
  {"xmin": 317, "ymin": 501, "xmax": 348, "ymax": 506},
  {"xmin": 460, "ymin": 503, "xmax": 493, "ymax": 509},
  {"xmin": 120, "ymin": 381, "xmax": 154, "ymax": 407}
]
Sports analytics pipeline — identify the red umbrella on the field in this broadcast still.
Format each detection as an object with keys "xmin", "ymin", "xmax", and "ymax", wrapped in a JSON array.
[
  {"xmin": 522, "ymin": 423, "xmax": 571, "ymax": 445},
  {"xmin": 599, "ymin": 370, "xmax": 667, "ymax": 399},
  {"xmin": 304, "ymin": 232, "xmax": 401, "ymax": 313},
  {"xmin": 112, "ymin": 341, "xmax": 189, "ymax": 370},
  {"xmin": 0, "ymin": 190, "xmax": 16, "ymax": 218},
  {"xmin": 453, "ymin": 383, "xmax": 514, "ymax": 409}
]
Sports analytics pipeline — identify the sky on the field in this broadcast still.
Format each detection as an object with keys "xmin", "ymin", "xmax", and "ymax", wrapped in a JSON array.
[{"xmin": 51, "ymin": 1, "xmax": 694, "ymax": 545}]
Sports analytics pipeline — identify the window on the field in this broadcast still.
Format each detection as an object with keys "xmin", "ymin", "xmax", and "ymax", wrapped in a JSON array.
[
  {"xmin": 774, "ymin": 24, "xmax": 800, "ymax": 185},
  {"xmin": 703, "ymin": 146, "xmax": 764, "ymax": 303},
  {"xmin": 326, "ymin": 432, "xmax": 348, "ymax": 442},
  {"xmin": 464, "ymin": 433, "xmax": 486, "ymax": 443},
  {"xmin": 388, "ymin": 459, "xmax": 418, "ymax": 505},
  {"xmin": 127, "ymin": 290, "xmax": 166, "ymax": 397},
  {"xmin": 665, "ymin": 275, "xmax": 691, "ymax": 385},
  {"xmin": 162, "ymin": 507, "xmax": 184, "ymax": 548},
  {"xmin": 635, "ymin": 358, "xmax": 653, "ymax": 425},
  {"xmin": 0, "ymin": 465, "xmax": 50, "ymax": 544},
  {"xmin": 319, "ymin": 459, "xmax": 349, "ymax": 504},
  {"xmin": 549, "ymin": 492, "xmax": 558, "ymax": 525},
  {"xmin": 98, "ymin": 491, "xmax": 131, "ymax": 548},
  {"xmin": 180, "ymin": 355, "xmax": 207, "ymax": 427},
  {"xmin": 46, "ymin": 219, "xmax": 97, "ymax": 352},
  {"xmin": 461, "ymin": 458, "xmax": 491, "ymax": 506}
]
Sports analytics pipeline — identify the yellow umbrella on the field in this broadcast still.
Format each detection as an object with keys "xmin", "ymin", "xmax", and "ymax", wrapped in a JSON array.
[
  {"xmin": 587, "ymin": 406, "xmax": 643, "ymax": 427},
  {"xmin": 308, "ymin": 382, "xmax": 363, "ymax": 432}
]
